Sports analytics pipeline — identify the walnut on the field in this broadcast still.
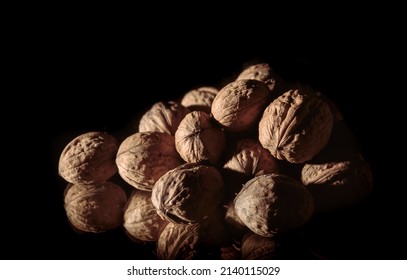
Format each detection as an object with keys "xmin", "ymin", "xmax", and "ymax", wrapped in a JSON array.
[
  {"xmin": 180, "ymin": 86, "xmax": 218, "ymax": 113},
  {"xmin": 224, "ymin": 201, "xmax": 248, "ymax": 238},
  {"xmin": 156, "ymin": 215, "xmax": 226, "ymax": 259},
  {"xmin": 138, "ymin": 101, "xmax": 190, "ymax": 135},
  {"xmin": 223, "ymin": 139, "xmax": 279, "ymax": 196},
  {"xmin": 211, "ymin": 79, "xmax": 270, "ymax": 132},
  {"xmin": 241, "ymin": 232, "xmax": 277, "ymax": 260},
  {"xmin": 236, "ymin": 63, "xmax": 278, "ymax": 93},
  {"xmin": 258, "ymin": 88, "xmax": 334, "ymax": 163},
  {"xmin": 116, "ymin": 132, "xmax": 183, "ymax": 191},
  {"xmin": 175, "ymin": 111, "xmax": 225, "ymax": 164},
  {"xmin": 301, "ymin": 148, "xmax": 373, "ymax": 213},
  {"xmin": 64, "ymin": 181, "xmax": 127, "ymax": 233},
  {"xmin": 123, "ymin": 189, "xmax": 168, "ymax": 242},
  {"xmin": 234, "ymin": 174, "xmax": 314, "ymax": 237},
  {"xmin": 157, "ymin": 223, "xmax": 200, "ymax": 259},
  {"xmin": 58, "ymin": 132, "xmax": 118, "ymax": 184},
  {"xmin": 151, "ymin": 163, "xmax": 224, "ymax": 224}
]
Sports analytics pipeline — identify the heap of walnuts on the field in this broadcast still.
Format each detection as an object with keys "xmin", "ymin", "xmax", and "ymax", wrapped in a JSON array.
[{"xmin": 58, "ymin": 62, "xmax": 373, "ymax": 259}]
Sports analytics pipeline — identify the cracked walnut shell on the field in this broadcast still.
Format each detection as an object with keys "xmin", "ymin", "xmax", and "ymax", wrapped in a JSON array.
[{"xmin": 258, "ymin": 88, "xmax": 334, "ymax": 163}]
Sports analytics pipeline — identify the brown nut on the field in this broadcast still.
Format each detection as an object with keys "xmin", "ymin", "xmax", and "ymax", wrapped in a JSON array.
[
  {"xmin": 58, "ymin": 131, "xmax": 118, "ymax": 184},
  {"xmin": 180, "ymin": 86, "xmax": 218, "ymax": 113},
  {"xmin": 211, "ymin": 79, "xmax": 270, "ymax": 132},
  {"xmin": 156, "ymin": 215, "xmax": 226, "ymax": 260},
  {"xmin": 64, "ymin": 181, "xmax": 127, "ymax": 233},
  {"xmin": 258, "ymin": 88, "xmax": 334, "ymax": 163},
  {"xmin": 123, "ymin": 189, "xmax": 168, "ymax": 242},
  {"xmin": 223, "ymin": 139, "xmax": 280, "ymax": 191},
  {"xmin": 234, "ymin": 174, "xmax": 314, "ymax": 237},
  {"xmin": 301, "ymin": 148, "xmax": 373, "ymax": 213},
  {"xmin": 241, "ymin": 232, "xmax": 277, "ymax": 260},
  {"xmin": 151, "ymin": 163, "xmax": 224, "ymax": 224},
  {"xmin": 116, "ymin": 132, "xmax": 183, "ymax": 191},
  {"xmin": 138, "ymin": 101, "xmax": 190, "ymax": 135},
  {"xmin": 175, "ymin": 111, "xmax": 225, "ymax": 164},
  {"xmin": 236, "ymin": 63, "xmax": 278, "ymax": 93}
]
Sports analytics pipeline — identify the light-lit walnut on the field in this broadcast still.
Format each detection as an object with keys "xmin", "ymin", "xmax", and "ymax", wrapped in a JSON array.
[
  {"xmin": 116, "ymin": 132, "xmax": 183, "ymax": 191},
  {"xmin": 180, "ymin": 86, "xmax": 218, "ymax": 113},
  {"xmin": 236, "ymin": 63, "xmax": 278, "ymax": 93},
  {"xmin": 58, "ymin": 131, "xmax": 118, "ymax": 184},
  {"xmin": 259, "ymin": 88, "xmax": 334, "ymax": 163},
  {"xmin": 175, "ymin": 111, "xmax": 225, "ymax": 164},
  {"xmin": 138, "ymin": 101, "xmax": 190, "ymax": 135},
  {"xmin": 211, "ymin": 79, "xmax": 270, "ymax": 132}
]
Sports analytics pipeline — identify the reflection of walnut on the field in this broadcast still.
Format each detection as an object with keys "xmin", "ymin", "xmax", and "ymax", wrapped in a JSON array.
[
  {"xmin": 152, "ymin": 163, "xmax": 224, "ymax": 224},
  {"xmin": 211, "ymin": 79, "xmax": 270, "ymax": 132},
  {"xmin": 241, "ymin": 232, "xmax": 277, "ymax": 260},
  {"xmin": 156, "ymin": 216, "xmax": 226, "ymax": 259},
  {"xmin": 64, "ymin": 181, "xmax": 127, "ymax": 233},
  {"xmin": 301, "ymin": 148, "xmax": 373, "ymax": 213},
  {"xmin": 138, "ymin": 101, "xmax": 189, "ymax": 135},
  {"xmin": 234, "ymin": 174, "xmax": 314, "ymax": 237},
  {"xmin": 116, "ymin": 132, "xmax": 183, "ymax": 191},
  {"xmin": 58, "ymin": 132, "xmax": 118, "ymax": 184},
  {"xmin": 180, "ymin": 86, "xmax": 218, "ymax": 113},
  {"xmin": 259, "ymin": 88, "xmax": 333, "ymax": 163},
  {"xmin": 123, "ymin": 190, "xmax": 168, "ymax": 242},
  {"xmin": 175, "ymin": 111, "xmax": 225, "ymax": 164},
  {"xmin": 236, "ymin": 63, "xmax": 278, "ymax": 92}
]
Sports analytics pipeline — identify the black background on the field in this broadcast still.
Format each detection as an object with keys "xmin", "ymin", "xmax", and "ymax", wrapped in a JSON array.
[{"xmin": 4, "ymin": 12, "xmax": 403, "ymax": 260}]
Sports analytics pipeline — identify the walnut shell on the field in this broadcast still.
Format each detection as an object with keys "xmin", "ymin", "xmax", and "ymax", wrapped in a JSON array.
[
  {"xmin": 258, "ymin": 88, "xmax": 334, "ymax": 163},
  {"xmin": 58, "ymin": 131, "xmax": 118, "ymax": 184},
  {"xmin": 211, "ymin": 79, "xmax": 270, "ymax": 132},
  {"xmin": 123, "ymin": 189, "xmax": 168, "ymax": 242},
  {"xmin": 224, "ymin": 201, "xmax": 248, "ymax": 238},
  {"xmin": 236, "ymin": 63, "xmax": 278, "ymax": 92},
  {"xmin": 152, "ymin": 163, "xmax": 224, "ymax": 224},
  {"xmin": 180, "ymin": 86, "xmax": 218, "ymax": 113},
  {"xmin": 241, "ymin": 232, "xmax": 277, "ymax": 260},
  {"xmin": 156, "ymin": 216, "xmax": 226, "ymax": 259},
  {"xmin": 64, "ymin": 181, "xmax": 127, "ymax": 233},
  {"xmin": 138, "ymin": 101, "xmax": 190, "ymax": 135},
  {"xmin": 223, "ymin": 139, "xmax": 280, "ymax": 195},
  {"xmin": 116, "ymin": 132, "xmax": 183, "ymax": 191},
  {"xmin": 175, "ymin": 111, "xmax": 225, "ymax": 164},
  {"xmin": 301, "ymin": 148, "xmax": 373, "ymax": 213},
  {"xmin": 234, "ymin": 174, "xmax": 314, "ymax": 237},
  {"xmin": 157, "ymin": 223, "xmax": 200, "ymax": 260}
]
